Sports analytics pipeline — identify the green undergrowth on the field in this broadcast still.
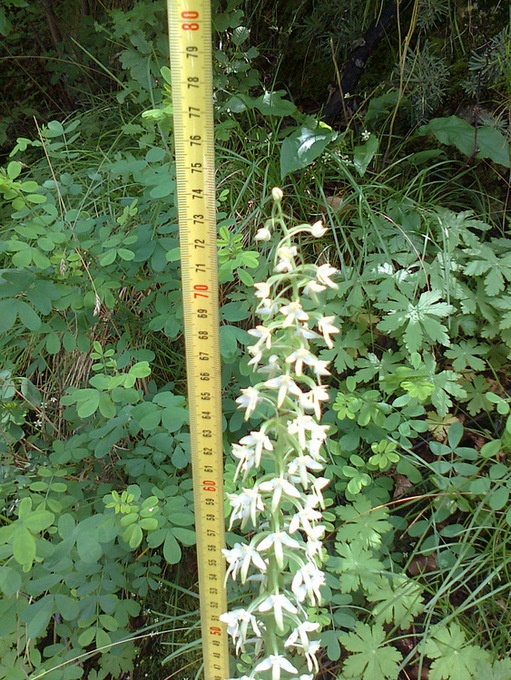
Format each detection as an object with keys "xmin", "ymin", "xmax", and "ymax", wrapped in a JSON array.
[{"xmin": 0, "ymin": 1, "xmax": 510, "ymax": 679}]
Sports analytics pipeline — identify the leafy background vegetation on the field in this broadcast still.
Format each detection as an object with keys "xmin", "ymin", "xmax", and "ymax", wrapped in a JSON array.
[{"xmin": 0, "ymin": 0, "xmax": 509, "ymax": 679}]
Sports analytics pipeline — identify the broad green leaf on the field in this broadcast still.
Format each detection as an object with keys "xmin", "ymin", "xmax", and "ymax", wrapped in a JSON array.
[
  {"xmin": 24, "ymin": 596, "xmax": 54, "ymax": 639},
  {"xmin": 0, "ymin": 566, "xmax": 22, "ymax": 595},
  {"xmin": 75, "ymin": 389, "xmax": 101, "ymax": 418},
  {"xmin": 171, "ymin": 526, "xmax": 196, "ymax": 546},
  {"xmin": 163, "ymin": 531, "xmax": 182, "ymax": 564},
  {"xmin": 370, "ymin": 575, "xmax": 424, "ymax": 628},
  {"xmin": 12, "ymin": 527, "xmax": 36, "ymax": 566},
  {"xmin": 78, "ymin": 627, "xmax": 96, "ymax": 647},
  {"xmin": 0, "ymin": 300, "xmax": 17, "ymax": 333},
  {"xmin": 117, "ymin": 248, "xmax": 135, "ymax": 261},
  {"xmin": 76, "ymin": 531, "xmax": 102, "ymax": 563},
  {"xmin": 280, "ymin": 126, "xmax": 337, "ymax": 179},
  {"xmin": 22, "ymin": 507, "xmax": 55, "ymax": 533},
  {"xmin": 129, "ymin": 361, "xmax": 151, "ymax": 378},
  {"xmin": 99, "ymin": 249, "xmax": 117, "ymax": 266},
  {"xmin": 353, "ymin": 135, "xmax": 378, "ymax": 176},
  {"xmin": 474, "ymin": 658, "xmax": 511, "ymax": 680},
  {"xmin": 7, "ymin": 161, "xmax": 21, "ymax": 180},
  {"xmin": 46, "ymin": 332, "xmax": 61, "ymax": 355},
  {"xmin": 254, "ymin": 90, "xmax": 296, "ymax": 116},
  {"xmin": 16, "ymin": 300, "xmax": 41, "ymax": 330},
  {"xmin": 98, "ymin": 393, "xmax": 116, "ymax": 419}
]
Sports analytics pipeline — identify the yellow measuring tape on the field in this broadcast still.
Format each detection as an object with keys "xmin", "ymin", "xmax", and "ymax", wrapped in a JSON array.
[{"xmin": 167, "ymin": 2, "xmax": 228, "ymax": 679}]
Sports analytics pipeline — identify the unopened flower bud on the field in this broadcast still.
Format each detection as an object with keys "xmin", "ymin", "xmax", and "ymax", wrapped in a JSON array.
[
  {"xmin": 271, "ymin": 187, "xmax": 283, "ymax": 202},
  {"xmin": 255, "ymin": 227, "xmax": 271, "ymax": 241},
  {"xmin": 310, "ymin": 220, "xmax": 327, "ymax": 237}
]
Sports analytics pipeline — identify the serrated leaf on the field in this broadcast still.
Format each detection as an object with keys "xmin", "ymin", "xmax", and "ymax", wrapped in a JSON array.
[
  {"xmin": 340, "ymin": 622, "xmax": 402, "ymax": 680},
  {"xmin": 369, "ymin": 575, "xmax": 424, "ymax": 628},
  {"xmin": 424, "ymin": 623, "xmax": 489, "ymax": 680}
]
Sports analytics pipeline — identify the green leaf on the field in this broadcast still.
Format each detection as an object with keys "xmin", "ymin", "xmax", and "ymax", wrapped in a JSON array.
[
  {"xmin": 254, "ymin": 90, "xmax": 297, "ymax": 116},
  {"xmin": 46, "ymin": 332, "xmax": 61, "ymax": 355},
  {"xmin": 99, "ymin": 249, "xmax": 117, "ymax": 266},
  {"xmin": 424, "ymin": 623, "xmax": 489, "ymax": 680},
  {"xmin": 24, "ymin": 596, "xmax": 54, "ymax": 639},
  {"xmin": 129, "ymin": 361, "xmax": 151, "ymax": 378},
  {"xmin": 75, "ymin": 389, "xmax": 101, "ymax": 418},
  {"xmin": 117, "ymin": 248, "xmax": 135, "ymax": 261},
  {"xmin": 7, "ymin": 161, "xmax": 21, "ymax": 180},
  {"xmin": 488, "ymin": 485, "xmax": 509, "ymax": 511},
  {"xmin": 12, "ymin": 527, "xmax": 36, "ymax": 566},
  {"xmin": 0, "ymin": 300, "xmax": 17, "ymax": 333},
  {"xmin": 171, "ymin": 526, "xmax": 196, "ymax": 546},
  {"xmin": 353, "ymin": 135, "xmax": 378, "ymax": 176},
  {"xmin": 76, "ymin": 530, "xmax": 103, "ymax": 563},
  {"xmin": 22, "ymin": 507, "xmax": 55, "ymax": 532},
  {"xmin": 331, "ymin": 542, "xmax": 385, "ymax": 594},
  {"xmin": 54, "ymin": 594, "xmax": 79, "ymax": 621},
  {"xmin": 336, "ymin": 497, "xmax": 392, "ymax": 548},
  {"xmin": 78, "ymin": 627, "xmax": 96, "ymax": 647},
  {"xmin": 16, "ymin": 301, "xmax": 41, "ymax": 331},
  {"xmin": 340, "ymin": 622, "xmax": 402, "ymax": 680},
  {"xmin": 163, "ymin": 531, "xmax": 182, "ymax": 564},
  {"xmin": 475, "ymin": 658, "xmax": 511, "ymax": 680},
  {"xmin": 98, "ymin": 393, "xmax": 116, "ymax": 419},
  {"xmin": 0, "ymin": 566, "xmax": 22, "ymax": 595},
  {"xmin": 418, "ymin": 116, "xmax": 510, "ymax": 166},
  {"xmin": 280, "ymin": 125, "xmax": 337, "ymax": 179},
  {"xmin": 370, "ymin": 575, "xmax": 424, "ymax": 628}
]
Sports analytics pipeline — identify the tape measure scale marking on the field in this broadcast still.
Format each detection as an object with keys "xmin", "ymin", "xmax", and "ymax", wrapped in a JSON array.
[{"xmin": 167, "ymin": 2, "xmax": 228, "ymax": 679}]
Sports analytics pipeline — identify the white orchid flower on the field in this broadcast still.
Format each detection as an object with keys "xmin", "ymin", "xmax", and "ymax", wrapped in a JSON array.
[{"xmin": 257, "ymin": 593, "xmax": 299, "ymax": 631}]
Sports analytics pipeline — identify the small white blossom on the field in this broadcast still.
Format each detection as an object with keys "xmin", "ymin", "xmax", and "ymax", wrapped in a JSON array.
[
  {"xmin": 258, "ymin": 478, "xmax": 303, "ymax": 515},
  {"xmin": 316, "ymin": 263, "xmax": 338, "ymax": 288},
  {"xmin": 302, "ymin": 279, "xmax": 326, "ymax": 302},
  {"xmin": 236, "ymin": 386, "xmax": 261, "ymax": 419},
  {"xmin": 264, "ymin": 374, "xmax": 303, "ymax": 408},
  {"xmin": 227, "ymin": 488, "xmax": 264, "ymax": 529},
  {"xmin": 239, "ymin": 430, "xmax": 273, "ymax": 466},
  {"xmin": 286, "ymin": 415, "xmax": 328, "ymax": 451},
  {"xmin": 248, "ymin": 325, "xmax": 272, "ymax": 351},
  {"xmin": 291, "ymin": 563, "xmax": 326, "ymax": 605},
  {"xmin": 288, "ymin": 505, "xmax": 323, "ymax": 535},
  {"xmin": 223, "ymin": 542, "xmax": 268, "ymax": 584},
  {"xmin": 254, "ymin": 281, "xmax": 272, "ymax": 299},
  {"xmin": 286, "ymin": 348, "xmax": 330, "ymax": 377},
  {"xmin": 257, "ymin": 594, "xmax": 299, "ymax": 632},
  {"xmin": 293, "ymin": 324, "xmax": 320, "ymax": 344},
  {"xmin": 257, "ymin": 354, "xmax": 281, "ymax": 377},
  {"xmin": 275, "ymin": 245, "xmax": 298, "ymax": 273},
  {"xmin": 299, "ymin": 384, "xmax": 330, "ymax": 419},
  {"xmin": 285, "ymin": 621, "xmax": 320, "ymax": 649},
  {"xmin": 304, "ymin": 640, "xmax": 321, "ymax": 672},
  {"xmin": 280, "ymin": 300, "xmax": 309, "ymax": 326},
  {"xmin": 219, "ymin": 608, "xmax": 262, "ymax": 653},
  {"xmin": 316, "ymin": 315, "xmax": 340, "ymax": 348},
  {"xmin": 287, "ymin": 455, "xmax": 324, "ymax": 489},
  {"xmin": 361, "ymin": 129, "xmax": 371, "ymax": 141},
  {"xmin": 256, "ymin": 531, "xmax": 302, "ymax": 569}
]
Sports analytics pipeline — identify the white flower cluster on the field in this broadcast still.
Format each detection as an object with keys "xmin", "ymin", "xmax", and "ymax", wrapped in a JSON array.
[{"xmin": 221, "ymin": 190, "xmax": 340, "ymax": 680}]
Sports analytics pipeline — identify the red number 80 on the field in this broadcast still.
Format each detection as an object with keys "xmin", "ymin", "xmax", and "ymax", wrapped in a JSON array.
[{"xmin": 182, "ymin": 10, "xmax": 199, "ymax": 29}]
